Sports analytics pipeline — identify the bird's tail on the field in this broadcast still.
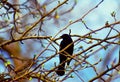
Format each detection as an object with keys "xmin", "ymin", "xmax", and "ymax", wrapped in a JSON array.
[{"xmin": 56, "ymin": 63, "xmax": 65, "ymax": 76}]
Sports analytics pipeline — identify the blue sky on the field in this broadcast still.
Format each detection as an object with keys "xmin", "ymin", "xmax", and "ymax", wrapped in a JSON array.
[
  {"xmin": 0, "ymin": 0, "xmax": 120, "ymax": 82},
  {"xmin": 47, "ymin": 0, "xmax": 120, "ymax": 82}
]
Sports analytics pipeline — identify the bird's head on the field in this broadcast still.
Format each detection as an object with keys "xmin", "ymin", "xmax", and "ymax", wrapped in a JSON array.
[{"xmin": 60, "ymin": 34, "xmax": 71, "ymax": 40}]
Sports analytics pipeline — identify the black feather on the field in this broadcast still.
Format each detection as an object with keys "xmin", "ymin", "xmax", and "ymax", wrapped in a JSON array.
[{"xmin": 56, "ymin": 34, "xmax": 74, "ymax": 76}]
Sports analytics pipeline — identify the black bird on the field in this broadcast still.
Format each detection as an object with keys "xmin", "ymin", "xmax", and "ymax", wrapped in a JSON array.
[{"xmin": 56, "ymin": 34, "xmax": 74, "ymax": 76}]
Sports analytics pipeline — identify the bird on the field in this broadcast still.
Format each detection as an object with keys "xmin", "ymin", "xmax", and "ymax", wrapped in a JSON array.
[{"xmin": 56, "ymin": 34, "xmax": 74, "ymax": 76}]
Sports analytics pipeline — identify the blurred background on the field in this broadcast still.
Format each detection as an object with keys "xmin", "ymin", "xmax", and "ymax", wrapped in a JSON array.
[{"xmin": 0, "ymin": 0, "xmax": 120, "ymax": 82}]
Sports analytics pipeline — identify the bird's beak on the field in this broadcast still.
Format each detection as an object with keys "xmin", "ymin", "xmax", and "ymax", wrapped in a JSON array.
[{"xmin": 60, "ymin": 35, "xmax": 63, "ymax": 38}]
